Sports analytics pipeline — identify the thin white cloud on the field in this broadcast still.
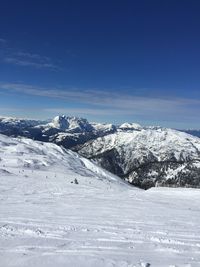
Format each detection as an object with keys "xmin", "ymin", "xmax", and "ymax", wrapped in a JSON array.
[
  {"xmin": 1, "ymin": 83, "xmax": 200, "ymax": 119},
  {"xmin": 4, "ymin": 55, "xmax": 60, "ymax": 71},
  {"xmin": 43, "ymin": 107, "xmax": 134, "ymax": 116},
  {"xmin": 0, "ymin": 39, "xmax": 62, "ymax": 71},
  {"xmin": 4, "ymin": 57, "xmax": 59, "ymax": 70},
  {"xmin": 15, "ymin": 52, "xmax": 50, "ymax": 61},
  {"xmin": 0, "ymin": 38, "xmax": 6, "ymax": 44}
]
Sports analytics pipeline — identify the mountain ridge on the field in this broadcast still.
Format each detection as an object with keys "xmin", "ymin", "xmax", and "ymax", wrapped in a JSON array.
[{"xmin": 1, "ymin": 115, "xmax": 200, "ymax": 189}]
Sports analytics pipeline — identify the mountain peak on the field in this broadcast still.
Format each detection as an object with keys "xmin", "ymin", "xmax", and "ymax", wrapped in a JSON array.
[
  {"xmin": 49, "ymin": 115, "xmax": 92, "ymax": 132},
  {"xmin": 51, "ymin": 115, "xmax": 70, "ymax": 130},
  {"xmin": 119, "ymin": 122, "xmax": 142, "ymax": 130}
]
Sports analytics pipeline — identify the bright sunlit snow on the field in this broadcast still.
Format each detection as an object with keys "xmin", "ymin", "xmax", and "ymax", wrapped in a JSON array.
[{"xmin": 0, "ymin": 134, "xmax": 200, "ymax": 267}]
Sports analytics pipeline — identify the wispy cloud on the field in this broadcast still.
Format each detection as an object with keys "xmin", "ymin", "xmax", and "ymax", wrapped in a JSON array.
[
  {"xmin": 0, "ymin": 38, "xmax": 7, "ymax": 44},
  {"xmin": 4, "ymin": 57, "xmax": 59, "ymax": 70},
  {"xmin": 16, "ymin": 52, "xmax": 49, "ymax": 60},
  {"xmin": 0, "ymin": 39, "xmax": 62, "ymax": 71},
  {"xmin": 43, "ymin": 107, "xmax": 133, "ymax": 116},
  {"xmin": 1, "ymin": 82, "xmax": 200, "ymax": 120},
  {"xmin": 3, "ymin": 52, "xmax": 61, "ymax": 70}
]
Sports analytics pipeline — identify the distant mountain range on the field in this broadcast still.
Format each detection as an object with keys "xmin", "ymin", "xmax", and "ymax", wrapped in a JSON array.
[
  {"xmin": 0, "ymin": 115, "xmax": 116, "ymax": 148},
  {"xmin": 0, "ymin": 115, "xmax": 200, "ymax": 189}
]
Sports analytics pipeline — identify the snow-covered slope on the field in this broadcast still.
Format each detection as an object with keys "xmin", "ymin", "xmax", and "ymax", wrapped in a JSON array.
[
  {"xmin": 0, "ymin": 133, "xmax": 125, "ymax": 187},
  {"xmin": 1, "ymin": 115, "xmax": 200, "ymax": 189},
  {"xmin": 91, "ymin": 122, "xmax": 117, "ymax": 134},
  {"xmin": 1, "ymin": 134, "xmax": 200, "ymax": 267},
  {"xmin": 78, "ymin": 128, "xmax": 200, "ymax": 189}
]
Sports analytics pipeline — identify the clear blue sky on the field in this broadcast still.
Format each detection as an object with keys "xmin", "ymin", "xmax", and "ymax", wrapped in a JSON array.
[{"xmin": 0, "ymin": 0, "xmax": 200, "ymax": 128}]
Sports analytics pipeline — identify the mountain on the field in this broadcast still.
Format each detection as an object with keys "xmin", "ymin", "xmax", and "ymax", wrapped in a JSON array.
[
  {"xmin": 119, "ymin": 122, "xmax": 142, "ymax": 130},
  {"xmin": 1, "ymin": 115, "xmax": 200, "ymax": 189},
  {"xmin": 39, "ymin": 116, "xmax": 116, "ymax": 148},
  {"xmin": 0, "ymin": 115, "xmax": 116, "ymax": 148},
  {"xmin": 1, "ymin": 133, "xmax": 200, "ymax": 267},
  {"xmin": 77, "ymin": 128, "xmax": 200, "ymax": 189},
  {"xmin": 0, "ymin": 116, "xmax": 46, "ymax": 138},
  {"xmin": 41, "ymin": 115, "xmax": 94, "ymax": 133}
]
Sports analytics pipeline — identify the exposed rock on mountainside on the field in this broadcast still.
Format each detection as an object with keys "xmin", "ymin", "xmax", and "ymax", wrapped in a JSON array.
[
  {"xmin": 119, "ymin": 122, "xmax": 142, "ymax": 130},
  {"xmin": 1, "ymin": 115, "xmax": 200, "ymax": 189},
  {"xmin": 77, "ymin": 129, "xmax": 200, "ymax": 189},
  {"xmin": 0, "ymin": 115, "xmax": 116, "ymax": 148}
]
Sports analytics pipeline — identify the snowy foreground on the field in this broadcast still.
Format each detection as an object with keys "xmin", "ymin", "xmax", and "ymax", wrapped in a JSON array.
[{"xmin": 0, "ymin": 135, "xmax": 200, "ymax": 267}]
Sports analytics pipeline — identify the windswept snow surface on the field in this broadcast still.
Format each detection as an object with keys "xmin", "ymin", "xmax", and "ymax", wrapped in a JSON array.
[{"xmin": 0, "ymin": 134, "xmax": 200, "ymax": 267}]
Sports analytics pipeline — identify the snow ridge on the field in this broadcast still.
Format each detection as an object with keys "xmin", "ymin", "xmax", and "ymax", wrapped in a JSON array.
[
  {"xmin": 78, "ymin": 128, "xmax": 200, "ymax": 188},
  {"xmin": 1, "ymin": 115, "xmax": 200, "ymax": 188}
]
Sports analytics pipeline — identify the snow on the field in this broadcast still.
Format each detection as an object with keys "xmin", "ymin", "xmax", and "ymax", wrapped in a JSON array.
[
  {"xmin": 0, "ymin": 116, "xmax": 44, "ymax": 127},
  {"xmin": 0, "ymin": 134, "xmax": 200, "ymax": 267},
  {"xmin": 119, "ymin": 122, "xmax": 142, "ymax": 130},
  {"xmin": 48, "ymin": 115, "xmax": 70, "ymax": 130},
  {"xmin": 43, "ymin": 115, "xmax": 92, "ymax": 133},
  {"xmin": 79, "ymin": 128, "xmax": 200, "ymax": 174},
  {"xmin": 91, "ymin": 122, "xmax": 116, "ymax": 133}
]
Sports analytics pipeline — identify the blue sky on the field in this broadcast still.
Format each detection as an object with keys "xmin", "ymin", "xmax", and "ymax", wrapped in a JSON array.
[{"xmin": 0, "ymin": 0, "xmax": 200, "ymax": 128}]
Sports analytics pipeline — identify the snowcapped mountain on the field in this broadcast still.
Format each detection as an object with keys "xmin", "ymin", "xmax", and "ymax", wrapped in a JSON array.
[
  {"xmin": 0, "ymin": 115, "xmax": 116, "ymax": 148},
  {"xmin": 44, "ymin": 116, "xmax": 116, "ymax": 148},
  {"xmin": 119, "ymin": 122, "xmax": 142, "ymax": 130},
  {"xmin": 1, "ymin": 133, "xmax": 200, "ymax": 267},
  {"xmin": 0, "ymin": 116, "xmax": 46, "ymax": 137},
  {"xmin": 42, "ymin": 115, "xmax": 94, "ymax": 132},
  {"xmin": 1, "ymin": 115, "xmax": 200, "ymax": 189},
  {"xmin": 91, "ymin": 122, "xmax": 117, "ymax": 134},
  {"xmin": 77, "ymin": 128, "xmax": 200, "ymax": 189},
  {"xmin": 0, "ymin": 116, "xmax": 45, "ymax": 127}
]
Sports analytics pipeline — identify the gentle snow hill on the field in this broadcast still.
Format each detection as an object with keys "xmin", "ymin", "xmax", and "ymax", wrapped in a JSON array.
[
  {"xmin": 0, "ymin": 133, "xmax": 127, "ymax": 188},
  {"xmin": 78, "ymin": 128, "xmax": 200, "ymax": 189},
  {"xmin": 0, "ymin": 134, "xmax": 200, "ymax": 267}
]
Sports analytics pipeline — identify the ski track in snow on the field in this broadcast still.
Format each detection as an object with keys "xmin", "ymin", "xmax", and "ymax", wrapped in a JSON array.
[{"xmin": 0, "ymin": 135, "xmax": 200, "ymax": 267}]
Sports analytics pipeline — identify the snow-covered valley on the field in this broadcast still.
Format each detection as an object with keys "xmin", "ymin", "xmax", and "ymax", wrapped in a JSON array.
[{"xmin": 0, "ymin": 134, "xmax": 200, "ymax": 267}]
